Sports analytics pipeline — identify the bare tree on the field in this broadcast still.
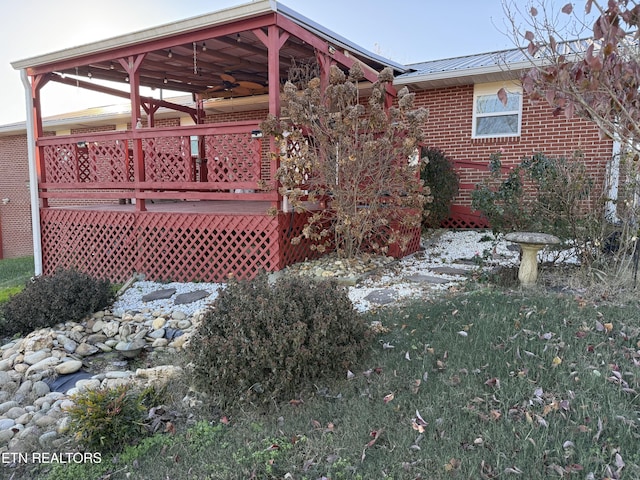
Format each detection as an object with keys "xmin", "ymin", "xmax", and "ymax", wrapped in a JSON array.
[{"xmin": 503, "ymin": 0, "xmax": 640, "ymax": 151}]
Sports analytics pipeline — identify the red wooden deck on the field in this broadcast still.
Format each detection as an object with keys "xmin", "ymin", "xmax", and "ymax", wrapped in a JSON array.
[{"xmin": 41, "ymin": 202, "xmax": 317, "ymax": 283}]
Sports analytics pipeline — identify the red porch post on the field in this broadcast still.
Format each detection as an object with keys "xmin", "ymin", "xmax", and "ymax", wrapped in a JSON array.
[
  {"xmin": 254, "ymin": 25, "xmax": 288, "ymax": 210},
  {"xmin": 119, "ymin": 55, "xmax": 147, "ymax": 211}
]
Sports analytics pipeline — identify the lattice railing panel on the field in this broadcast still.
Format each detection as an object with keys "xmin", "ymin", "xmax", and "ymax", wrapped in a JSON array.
[
  {"xmin": 40, "ymin": 209, "xmax": 137, "ymax": 282},
  {"xmin": 42, "ymin": 144, "xmax": 81, "ymax": 184},
  {"xmin": 205, "ymin": 134, "xmax": 261, "ymax": 183},
  {"xmin": 143, "ymin": 136, "xmax": 193, "ymax": 182},
  {"xmin": 135, "ymin": 213, "xmax": 280, "ymax": 282},
  {"xmin": 87, "ymin": 140, "xmax": 131, "ymax": 183}
]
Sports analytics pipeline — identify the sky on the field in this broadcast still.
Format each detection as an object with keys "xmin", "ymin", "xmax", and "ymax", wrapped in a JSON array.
[{"xmin": 0, "ymin": 0, "xmax": 515, "ymax": 126}]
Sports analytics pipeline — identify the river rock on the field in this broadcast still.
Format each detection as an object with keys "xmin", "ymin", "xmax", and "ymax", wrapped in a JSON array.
[
  {"xmin": 54, "ymin": 360, "xmax": 83, "ymax": 375},
  {"xmin": 4, "ymin": 406, "xmax": 27, "ymax": 419},
  {"xmin": 31, "ymin": 381, "xmax": 50, "ymax": 398},
  {"xmin": 38, "ymin": 430, "xmax": 58, "ymax": 449},
  {"xmin": 91, "ymin": 320, "xmax": 105, "ymax": 333},
  {"xmin": 147, "ymin": 329, "xmax": 165, "ymax": 339},
  {"xmin": 75, "ymin": 343, "xmax": 99, "ymax": 357},
  {"xmin": 152, "ymin": 317, "xmax": 167, "ymax": 330},
  {"xmin": 102, "ymin": 321, "xmax": 120, "ymax": 338},
  {"xmin": 25, "ymin": 357, "xmax": 60, "ymax": 376},
  {"xmin": 0, "ymin": 419, "xmax": 15, "ymax": 430},
  {"xmin": 0, "ymin": 429, "xmax": 15, "ymax": 444},
  {"xmin": 24, "ymin": 350, "xmax": 50, "ymax": 366},
  {"xmin": 22, "ymin": 333, "xmax": 54, "ymax": 353}
]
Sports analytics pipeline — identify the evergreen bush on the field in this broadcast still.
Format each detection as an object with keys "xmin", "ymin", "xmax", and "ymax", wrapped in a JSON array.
[
  {"xmin": 0, "ymin": 267, "xmax": 112, "ymax": 337},
  {"xmin": 188, "ymin": 274, "xmax": 372, "ymax": 405},
  {"xmin": 420, "ymin": 147, "xmax": 460, "ymax": 228}
]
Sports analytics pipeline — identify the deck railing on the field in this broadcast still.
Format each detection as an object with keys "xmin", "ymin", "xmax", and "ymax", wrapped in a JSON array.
[{"xmin": 36, "ymin": 120, "xmax": 278, "ymax": 207}]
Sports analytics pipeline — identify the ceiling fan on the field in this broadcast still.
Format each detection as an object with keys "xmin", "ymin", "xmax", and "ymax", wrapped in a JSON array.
[{"xmin": 201, "ymin": 73, "xmax": 267, "ymax": 99}]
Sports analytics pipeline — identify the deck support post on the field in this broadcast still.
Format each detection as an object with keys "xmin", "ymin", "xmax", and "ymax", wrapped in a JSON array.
[{"xmin": 120, "ymin": 55, "xmax": 147, "ymax": 211}]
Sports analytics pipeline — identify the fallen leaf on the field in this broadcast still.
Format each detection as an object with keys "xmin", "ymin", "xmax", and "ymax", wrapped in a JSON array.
[
  {"xmin": 382, "ymin": 342, "xmax": 395, "ymax": 350},
  {"xmin": 490, "ymin": 409, "xmax": 502, "ymax": 421},
  {"xmin": 366, "ymin": 429, "xmax": 383, "ymax": 447},
  {"xmin": 604, "ymin": 322, "xmax": 613, "ymax": 333},
  {"xmin": 405, "ymin": 351, "xmax": 411, "ymax": 361},
  {"xmin": 383, "ymin": 393, "xmax": 395, "ymax": 404},
  {"xmin": 289, "ymin": 399, "xmax": 304, "ymax": 407},
  {"xmin": 411, "ymin": 379, "xmax": 421, "ymax": 394},
  {"xmin": 457, "ymin": 331, "xmax": 468, "ymax": 337},
  {"xmin": 220, "ymin": 416, "xmax": 230, "ymax": 425},
  {"xmin": 504, "ymin": 466, "xmax": 523, "ymax": 474},
  {"xmin": 444, "ymin": 458, "xmax": 461, "ymax": 472},
  {"xmin": 347, "ymin": 370, "xmax": 355, "ymax": 380},
  {"xmin": 311, "ymin": 419, "xmax": 322, "ymax": 429},
  {"xmin": 484, "ymin": 377, "xmax": 501, "ymax": 389},
  {"xmin": 552, "ymin": 356, "xmax": 562, "ymax": 367}
]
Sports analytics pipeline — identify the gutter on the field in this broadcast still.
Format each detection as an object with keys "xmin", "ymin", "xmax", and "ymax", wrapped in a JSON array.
[{"xmin": 20, "ymin": 69, "xmax": 43, "ymax": 276}]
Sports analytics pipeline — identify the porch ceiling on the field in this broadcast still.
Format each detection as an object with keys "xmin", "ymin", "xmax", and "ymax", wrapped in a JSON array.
[{"xmin": 13, "ymin": 0, "xmax": 404, "ymax": 101}]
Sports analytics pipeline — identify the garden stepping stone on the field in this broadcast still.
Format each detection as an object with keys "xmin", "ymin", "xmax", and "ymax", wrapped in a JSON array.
[
  {"xmin": 405, "ymin": 274, "xmax": 453, "ymax": 284},
  {"xmin": 174, "ymin": 290, "xmax": 210, "ymax": 305},
  {"xmin": 364, "ymin": 289, "xmax": 397, "ymax": 305},
  {"xmin": 429, "ymin": 266, "xmax": 470, "ymax": 276},
  {"xmin": 141, "ymin": 288, "xmax": 176, "ymax": 302}
]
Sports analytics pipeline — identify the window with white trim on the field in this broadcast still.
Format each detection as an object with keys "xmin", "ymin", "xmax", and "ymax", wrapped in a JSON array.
[{"xmin": 472, "ymin": 81, "xmax": 522, "ymax": 138}]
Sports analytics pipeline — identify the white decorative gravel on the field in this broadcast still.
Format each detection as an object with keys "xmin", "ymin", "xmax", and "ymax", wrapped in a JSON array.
[
  {"xmin": 112, "ymin": 281, "xmax": 224, "ymax": 318},
  {"xmin": 111, "ymin": 230, "xmax": 577, "ymax": 315}
]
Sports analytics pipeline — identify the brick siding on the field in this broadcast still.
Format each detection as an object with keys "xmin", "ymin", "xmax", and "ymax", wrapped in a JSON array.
[
  {"xmin": 415, "ymin": 86, "xmax": 613, "ymax": 211},
  {"xmin": 0, "ymin": 135, "xmax": 32, "ymax": 258}
]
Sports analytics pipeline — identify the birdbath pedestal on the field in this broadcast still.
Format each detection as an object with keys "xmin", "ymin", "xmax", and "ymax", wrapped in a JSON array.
[{"xmin": 504, "ymin": 232, "xmax": 560, "ymax": 287}]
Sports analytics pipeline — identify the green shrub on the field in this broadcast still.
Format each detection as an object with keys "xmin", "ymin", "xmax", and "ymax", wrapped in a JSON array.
[
  {"xmin": 420, "ymin": 147, "xmax": 459, "ymax": 228},
  {"xmin": 188, "ymin": 273, "xmax": 372, "ymax": 405},
  {"xmin": 0, "ymin": 267, "xmax": 112, "ymax": 337},
  {"xmin": 67, "ymin": 385, "xmax": 147, "ymax": 454}
]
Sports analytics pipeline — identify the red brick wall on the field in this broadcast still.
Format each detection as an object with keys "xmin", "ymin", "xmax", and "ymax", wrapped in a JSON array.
[
  {"xmin": 415, "ymin": 85, "xmax": 613, "ymax": 213},
  {"xmin": 0, "ymin": 135, "xmax": 32, "ymax": 258}
]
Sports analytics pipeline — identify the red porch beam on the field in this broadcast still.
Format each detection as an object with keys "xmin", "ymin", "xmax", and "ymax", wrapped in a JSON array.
[
  {"xmin": 275, "ymin": 15, "xmax": 396, "ymax": 99},
  {"xmin": 26, "ymin": 15, "xmax": 277, "ymax": 77}
]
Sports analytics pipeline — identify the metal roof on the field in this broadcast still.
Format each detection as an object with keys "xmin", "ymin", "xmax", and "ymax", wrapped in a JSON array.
[{"xmin": 394, "ymin": 48, "xmax": 532, "ymax": 89}]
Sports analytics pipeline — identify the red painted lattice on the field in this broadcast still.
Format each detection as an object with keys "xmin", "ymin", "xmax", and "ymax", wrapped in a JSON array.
[
  {"xmin": 205, "ymin": 134, "xmax": 261, "ymax": 183},
  {"xmin": 135, "ymin": 213, "xmax": 280, "ymax": 282},
  {"xmin": 277, "ymin": 211, "xmax": 324, "ymax": 269},
  {"xmin": 40, "ymin": 209, "xmax": 137, "ymax": 281},
  {"xmin": 143, "ymin": 136, "xmax": 193, "ymax": 182},
  {"xmin": 87, "ymin": 140, "xmax": 132, "ymax": 183},
  {"xmin": 42, "ymin": 143, "xmax": 81, "ymax": 184},
  {"xmin": 40, "ymin": 208, "xmax": 284, "ymax": 283}
]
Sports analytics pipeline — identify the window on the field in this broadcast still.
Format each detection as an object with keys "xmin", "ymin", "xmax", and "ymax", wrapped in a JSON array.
[{"xmin": 472, "ymin": 82, "xmax": 522, "ymax": 138}]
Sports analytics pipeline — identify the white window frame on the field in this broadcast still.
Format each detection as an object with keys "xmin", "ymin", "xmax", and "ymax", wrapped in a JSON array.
[{"xmin": 472, "ymin": 81, "xmax": 523, "ymax": 139}]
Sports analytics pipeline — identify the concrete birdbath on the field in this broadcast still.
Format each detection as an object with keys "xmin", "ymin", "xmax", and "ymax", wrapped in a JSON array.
[{"xmin": 504, "ymin": 232, "xmax": 560, "ymax": 287}]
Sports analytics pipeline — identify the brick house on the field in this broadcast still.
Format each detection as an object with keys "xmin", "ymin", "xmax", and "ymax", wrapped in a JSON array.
[{"xmin": 0, "ymin": 0, "xmax": 615, "ymax": 281}]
